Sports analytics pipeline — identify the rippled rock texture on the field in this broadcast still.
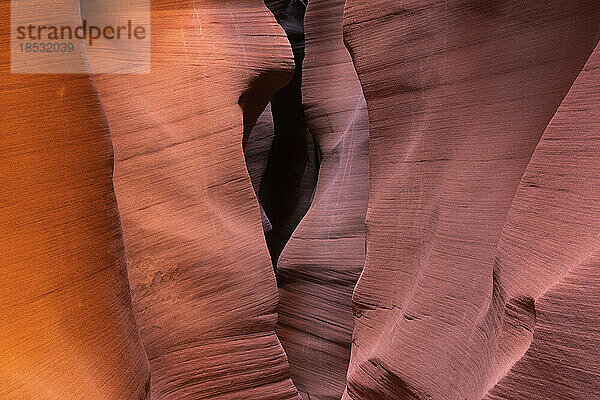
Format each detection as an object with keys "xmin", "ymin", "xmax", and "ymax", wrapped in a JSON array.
[
  {"xmin": 94, "ymin": 1, "xmax": 299, "ymax": 398},
  {"xmin": 0, "ymin": 2, "xmax": 151, "ymax": 399},
  {"xmin": 342, "ymin": 1, "xmax": 600, "ymax": 399},
  {"xmin": 275, "ymin": 0, "xmax": 369, "ymax": 398},
  {"xmin": 3, "ymin": 0, "xmax": 600, "ymax": 399}
]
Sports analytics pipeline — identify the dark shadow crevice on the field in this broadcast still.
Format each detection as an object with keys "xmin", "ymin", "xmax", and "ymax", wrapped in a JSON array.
[{"xmin": 244, "ymin": 0, "xmax": 320, "ymax": 271}]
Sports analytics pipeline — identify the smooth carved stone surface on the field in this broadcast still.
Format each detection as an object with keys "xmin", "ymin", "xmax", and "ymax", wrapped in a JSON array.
[
  {"xmin": 483, "ymin": 42, "xmax": 600, "ymax": 400},
  {"xmin": 95, "ymin": 1, "xmax": 299, "ymax": 398},
  {"xmin": 244, "ymin": 103, "xmax": 275, "ymax": 232},
  {"xmin": 342, "ymin": 1, "xmax": 600, "ymax": 399},
  {"xmin": 0, "ymin": 2, "xmax": 150, "ymax": 399},
  {"xmin": 276, "ymin": 0, "xmax": 369, "ymax": 398}
]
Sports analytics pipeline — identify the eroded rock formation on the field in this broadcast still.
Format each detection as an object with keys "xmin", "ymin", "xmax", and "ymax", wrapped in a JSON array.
[
  {"xmin": 342, "ymin": 1, "xmax": 600, "ymax": 399},
  {"xmin": 0, "ymin": 2, "xmax": 150, "ymax": 398},
  {"xmin": 3, "ymin": 0, "xmax": 600, "ymax": 399},
  {"xmin": 245, "ymin": 103, "xmax": 276, "ymax": 233},
  {"xmin": 483, "ymin": 41, "xmax": 600, "ymax": 400},
  {"xmin": 94, "ymin": 1, "xmax": 299, "ymax": 398},
  {"xmin": 276, "ymin": 0, "xmax": 369, "ymax": 398},
  {"xmin": 259, "ymin": 0, "xmax": 319, "ymax": 266}
]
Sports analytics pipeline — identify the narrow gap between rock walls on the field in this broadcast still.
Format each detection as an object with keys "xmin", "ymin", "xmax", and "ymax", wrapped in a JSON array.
[{"xmin": 244, "ymin": 0, "xmax": 321, "ymax": 276}]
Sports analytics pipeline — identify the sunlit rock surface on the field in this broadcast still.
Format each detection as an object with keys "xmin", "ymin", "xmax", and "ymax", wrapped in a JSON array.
[{"xmin": 0, "ymin": 1, "xmax": 150, "ymax": 398}]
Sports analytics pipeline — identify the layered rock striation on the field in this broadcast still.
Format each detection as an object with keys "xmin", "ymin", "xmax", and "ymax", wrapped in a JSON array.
[
  {"xmin": 342, "ymin": 1, "xmax": 600, "ymax": 399},
  {"xmin": 94, "ymin": 1, "xmax": 299, "ymax": 398},
  {"xmin": 3, "ymin": 1, "xmax": 600, "ymax": 399},
  {"xmin": 0, "ymin": 1, "xmax": 150, "ymax": 398},
  {"xmin": 275, "ymin": 0, "xmax": 369, "ymax": 398}
]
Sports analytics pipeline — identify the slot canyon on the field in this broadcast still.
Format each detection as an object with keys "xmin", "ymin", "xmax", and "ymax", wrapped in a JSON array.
[{"xmin": 1, "ymin": 0, "xmax": 600, "ymax": 399}]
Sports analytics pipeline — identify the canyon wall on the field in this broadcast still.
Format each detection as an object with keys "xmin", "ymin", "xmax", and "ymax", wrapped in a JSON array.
[
  {"xmin": 3, "ymin": 0, "xmax": 600, "ymax": 399},
  {"xmin": 94, "ymin": 1, "xmax": 299, "ymax": 398},
  {"xmin": 342, "ymin": 1, "xmax": 600, "ymax": 399},
  {"xmin": 0, "ymin": 2, "xmax": 150, "ymax": 399},
  {"xmin": 275, "ymin": 0, "xmax": 369, "ymax": 398}
]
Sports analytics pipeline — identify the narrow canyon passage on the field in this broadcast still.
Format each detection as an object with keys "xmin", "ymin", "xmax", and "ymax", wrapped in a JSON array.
[
  {"xmin": 253, "ymin": 0, "xmax": 320, "ymax": 268},
  {"xmin": 2, "ymin": 1, "xmax": 600, "ymax": 399},
  {"xmin": 245, "ymin": 1, "xmax": 369, "ymax": 398}
]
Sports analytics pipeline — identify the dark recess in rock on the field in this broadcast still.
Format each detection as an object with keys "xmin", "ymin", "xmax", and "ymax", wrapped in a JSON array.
[{"xmin": 245, "ymin": 0, "xmax": 320, "ymax": 269}]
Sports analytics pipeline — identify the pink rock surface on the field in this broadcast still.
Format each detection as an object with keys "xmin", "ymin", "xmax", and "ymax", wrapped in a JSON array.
[
  {"xmin": 244, "ymin": 103, "xmax": 275, "ymax": 232},
  {"xmin": 4, "ymin": 1, "xmax": 600, "ymax": 398},
  {"xmin": 484, "ymin": 42, "xmax": 600, "ymax": 400},
  {"xmin": 342, "ymin": 1, "xmax": 600, "ymax": 398},
  {"xmin": 276, "ymin": 0, "xmax": 369, "ymax": 398},
  {"xmin": 94, "ymin": 1, "xmax": 300, "ymax": 398}
]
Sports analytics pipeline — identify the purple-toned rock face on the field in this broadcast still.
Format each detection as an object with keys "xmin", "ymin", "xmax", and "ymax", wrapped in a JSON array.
[
  {"xmin": 482, "ymin": 42, "xmax": 600, "ymax": 400},
  {"xmin": 342, "ymin": 1, "xmax": 600, "ymax": 399}
]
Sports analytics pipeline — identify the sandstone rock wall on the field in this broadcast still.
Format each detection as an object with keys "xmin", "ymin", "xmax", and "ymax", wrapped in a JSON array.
[
  {"xmin": 342, "ymin": 1, "xmax": 600, "ymax": 398},
  {"xmin": 94, "ymin": 1, "xmax": 300, "ymax": 398},
  {"xmin": 3, "ymin": 1, "xmax": 600, "ymax": 399},
  {"xmin": 483, "ymin": 41, "xmax": 600, "ymax": 400},
  {"xmin": 275, "ymin": 0, "xmax": 369, "ymax": 398},
  {"xmin": 0, "ymin": 2, "xmax": 150, "ymax": 398}
]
